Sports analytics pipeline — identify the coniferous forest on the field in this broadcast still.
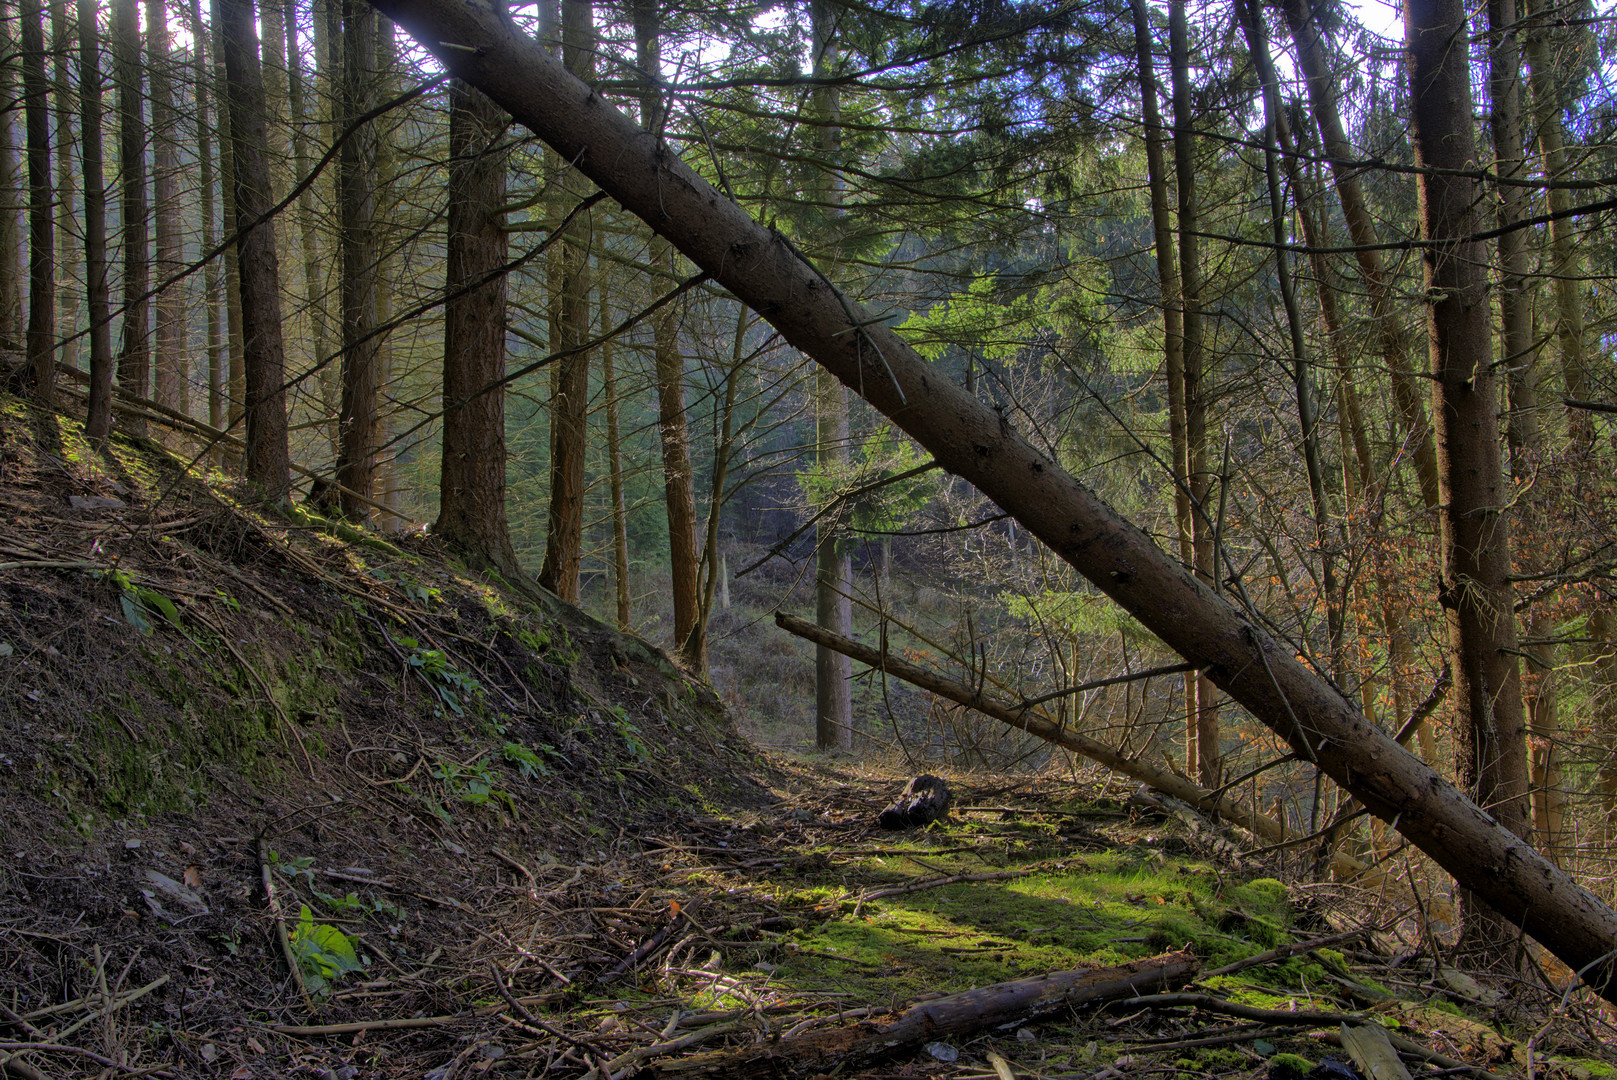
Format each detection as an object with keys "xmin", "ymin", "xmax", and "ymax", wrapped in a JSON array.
[{"xmin": 4, "ymin": 0, "xmax": 1617, "ymax": 1073}]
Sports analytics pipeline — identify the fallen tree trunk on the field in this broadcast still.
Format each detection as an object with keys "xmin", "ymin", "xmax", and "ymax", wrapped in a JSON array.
[
  {"xmin": 775, "ymin": 612, "xmax": 1371, "ymax": 880},
  {"xmin": 641, "ymin": 952, "xmax": 1196, "ymax": 1078},
  {"xmin": 365, "ymin": 0, "xmax": 1617, "ymax": 1000}
]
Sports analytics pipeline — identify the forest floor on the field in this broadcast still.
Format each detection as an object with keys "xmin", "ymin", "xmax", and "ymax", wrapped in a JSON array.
[{"xmin": 1, "ymin": 398, "xmax": 1615, "ymax": 1079}]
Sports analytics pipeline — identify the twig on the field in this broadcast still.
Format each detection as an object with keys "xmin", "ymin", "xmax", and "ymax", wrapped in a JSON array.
[
  {"xmin": 597, "ymin": 1019, "xmax": 747, "ymax": 1080},
  {"xmin": 49, "ymin": 975, "xmax": 170, "ymax": 1043},
  {"xmin": 270, "ymin": 1016, "xmax": 458, "ymax": 1035},
  {"xmin": 256, "ymin": 837, "xmax": 314, "ymax": 1009},
  {"xmin": 858, "ymin": 869, "xmax": 1036, "ymax": 902},
  {"xmin": 1198, "ymin": 930, "xmax": 1367, "ymax": 980}
]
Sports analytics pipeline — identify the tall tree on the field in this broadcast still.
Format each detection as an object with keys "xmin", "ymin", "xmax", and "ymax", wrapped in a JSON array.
[
  {"xmin": 78, "ymin": 0, "xmax": 111, "ymax": 440},
  {"xmin": 220, "ymin": 0, "xmax": 292, "ymax": 499},
  {"xmin": 0, "ymin": 0, "xmax": 22, "ymax": 350},
  {"xmin": 148, "ymin": 0, "xmax": 186, "ymax": 419},
  {"xmin": 437, "ymin": 79, "xmax": 520, "ymax": 574},
  {"xmin": 49, "ymin": 0, "xmax": 77, "ymax": 374},
  {"xmin": 211, "ymin": 0, "xmax": 246, "ymax": 441},
  {"xmin": 112, "ymin": 0, "xmax": 147, "ymax": 429},
  {"xmin": 1169, "ymin": 0, "xmax": 1217, "ymax": 785},
  {"xmin": 335, "ymin": 0, "xmax": 380, "ymax": 517},
  {"xmin": 1405, "ymin": 0, "xmax": 1533, "ymax": 955},
  {"xmin": 631, "ymin": 0, "xmax": 702, "ymax": 669},
  {"xmin": 809, "ymin": 0, "xmax": 852, "ymax": 750},
  {"xmin": 535, "ymin": 0, "xmax": 595, "ymax": 602},
  {"xmin": 20, "ymin": 0, "xmax": 52, "ymax": 405},
  {"xmin": 190, "ymin": 0, "xmax": 226, "ymax": 435},
  {"xmin": 284, "ymin": 0, "xmax": 334, "ymax": 459}
]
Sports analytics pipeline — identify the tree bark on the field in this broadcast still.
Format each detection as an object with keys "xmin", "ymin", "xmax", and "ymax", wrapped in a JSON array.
[
  {"xmin": 436, "ymin": 79, "xmax": 519, "ymax": 576},
  {"xmin": 367, "ymin": 0, "xmax": 1617, "ymax": 1002},
  {"xmin": 20, "ymin": 0, "xmax": 52, "ymax": 407},
  {"xmin": 632, "ymin": 0, "xmax": 702, "ymax": 670},
  {"xmin": 0, "ymin": 0, "xmax": 21, "ymax": 351},
  {"xmin": 1406, "ymin": 0, "xmax": 1534, "ymax": 956},
  {"xmin": 77, "ymin": 0, "xmax": 111, "ymax": 441},
  {"xmin": 221, "ymin": 0, "xmax": 292, "ymax": 501},
  {"xmin": 48, "ymin": 0, "xmax": 76, "ymax": 376},
  {"xmin": 189, "ymin": 0, "xmax": 225, "ymax": 438},
  {"xmin": 112, "ymin": 0, "xmax": 147, "ymax": 430},
  {"xmin": 602, "ymin": 294, "xmax": 631, "ymax": 632},
  {"xmin": 535, "ymin": 0, "xmax": 594, "ymax": 603},
  {"xmin": 810, "ymin": 0, "xmax": 852, "ymax": 750},
  {"xmin": 211, "ymin": 0, "xmax": 245, "ymax": 443},
  {"xmin": 1489, "ymin": 0, "xmax": 1562, "ymax": 862},
  {"xmin": 1168, "ymin": 0, "xmax": 1217, "ymax": 786},
  {"xmin": 336, "ymin": 0, "xmax": 379, "ymax": 518},
  {"xmin": 148, "ymin": 0, "xmax": 186, "ymax": 422}
]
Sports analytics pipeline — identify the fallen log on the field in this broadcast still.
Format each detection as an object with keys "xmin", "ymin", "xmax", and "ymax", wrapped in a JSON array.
[
  {"xmin": 636, "ymin": 952, "xmax": 1197, "ymax": 1078},
  {"xmin": 364, "ymin": 0, "xmax": 1617, "ymax": 1000},
  {"xmin": 774, "ymin": 612, "xmax": 1373, "ymax": 882}
]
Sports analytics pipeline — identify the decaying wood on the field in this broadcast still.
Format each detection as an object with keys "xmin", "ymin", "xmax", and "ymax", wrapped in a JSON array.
[
  {"xmin": 637, "ymin": 952, "xmax": 1196, "ymax": 1078},
  {"xmin": 774, "ymin": 612, "xmax": 1369, "ymax": 881},
  {"xmin": 1338, "ymin": 1022, "xmax": 1413, "ymax": 1080},
  {"xmin": 363, "ymin": 0, "xmax": 1617, "ymax": 1000}
]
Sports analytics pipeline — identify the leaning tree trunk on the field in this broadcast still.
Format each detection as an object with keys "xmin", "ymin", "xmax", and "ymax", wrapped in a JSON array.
[
  {"xmin": 370, "ymin": 0, "xmax": 1617, "ymax": 1002},
  {"xmin": 21, "ymin": 0, "xmax": 53, "ymax": 407},
  {"xmin": 1406, "ymin": 0, "xmax": 1534, "ymax": 958},
  {"xmin": 436, "ymin": 80, "xmax": 520, "ymax": 576},
  {"xmin": 77, "ymin": 0, "xmax": 112, "ymax": 441},
  {"xmin": 220, "ymin": 0, "xmax": 292, "ymax": 501}
]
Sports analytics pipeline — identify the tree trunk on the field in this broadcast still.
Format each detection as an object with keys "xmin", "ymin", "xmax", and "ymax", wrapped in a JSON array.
[
  {"xmin": 77, "ymin": 0, "xmax": 111, "ymax": 441},
  {"xmin": 311, "ymin": 0, "xmax": 341, "ymax": 460},
  {"xmin": 147, "ymin": 0, "xmax": 185, "ymax": 422},
  {"xmin": 1169, "ymin": 0, "xmax": 1217, "ymax": 786},
  {"xmin": 0, "ymin": 0, "xmax": 21, "ymax": 352},
  {"xmin": 48, "ymin": 0, "xmax": 76, "ymax": 376},
  {"xmin": 21, "ymin": 0, "xmax": 52, "ymax": 407},
  {"xmin": 221, "ymin": 0, "xmax": 292, "ymax": 501},
  {"xmin": 283, "ymin": 0, "xmax": 332, "ymax": 460},
  {"xmin": 1406, "ymin": 0, "xmax": 1534, "ymax": 957},
  {"xmin": 535, "ymin": 0, "xmax": 594, "ymax": 603},
  {"xmin": 631, "ymin": 0, "xmax": 702, "ymax": 670},
  {"xmin": 809, "ymin": 0, "xmax": 852, "ymax": 751},
  {"xmin": 602, "ymin": 297, "xmax": 631, "ymax": 632},
  {"xmin": 1489, "ymin": 0, "xmax": 1562, "ymax": 862},
  {"xmin": 189, "ymin": 0, "xmax": 225, "ymax": 438},
  {"xmin": 113, "ymin": 0, "xmax": 147, "ymax": 430},
  {"xmin": 370, "ymin": 16, "xmax": 400, "ymax": 529},
  {"xmin": 336, "ymin": 0, "xmax": 379, "ymax": 518},
  {"xmin": 436, "ymin": 79, "xmax": 519, "ymax": 575},
  {"xmin": 211, "ymin": 0, "xmax": 245, "ymax": 443},
  {"xmin": 1281, "ymin": 0, "xmax": 1442, "ymax": 511},
  {"xmin": 368, "ymin": 0, "xmax": 1617, "ymax": 1002},
  {"xmin": 1129, "ymin": 0, "xmax": 1199, "ymax": 783}
]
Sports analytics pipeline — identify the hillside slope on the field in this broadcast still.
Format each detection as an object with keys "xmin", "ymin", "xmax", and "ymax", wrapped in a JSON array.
[{"xmin": 0, "ymin": 400, "xmax": 773, "ymax": 1075}]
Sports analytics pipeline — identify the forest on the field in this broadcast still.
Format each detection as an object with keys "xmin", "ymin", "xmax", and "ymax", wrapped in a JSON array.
[{"xmin": 2, "ymin": 0, "xmax": 1617, "ymax": 1072}]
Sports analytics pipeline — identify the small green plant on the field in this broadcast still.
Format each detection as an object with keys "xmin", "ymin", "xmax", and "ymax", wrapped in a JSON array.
[
  {"xmin": 431, "ymin": 756, "xmax": 517, "ymax": 815},
  {"xmin": 398, "ymin": 637, "xmax": 483, "ymax": 716},
  {"xmin": 501, "ymin": 741, "xmax": 559, "ymax": 779},
  {"xmin": 290, "ymin": 904, "xmax": 364, "ymax": 993},
  {"xmin": 102, "ymin": 569, "xmax": 183, "ymax": 635},
  {"xmin": 607, "ymin": 705, "xmax": 650, "ymax": 761}
]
